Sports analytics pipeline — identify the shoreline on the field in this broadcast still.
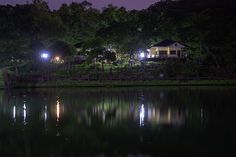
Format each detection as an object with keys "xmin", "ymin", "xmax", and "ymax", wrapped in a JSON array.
[{"xmin": 3, "ymin": 80, "xmax": 236, "ymax": 89}]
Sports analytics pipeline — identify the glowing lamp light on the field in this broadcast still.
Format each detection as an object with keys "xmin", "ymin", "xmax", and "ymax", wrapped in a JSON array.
[
  {"xmin": 41, "ymin": 53, "xmax": 48, "ymax": 59},
  {"xmin": 140, "ymin": 52, "xmax": 145, "ymax": 58},
  {"xmin": 55, "ymin": 56, "xmax": 60, "ymax": 61},
  {"xmin": 40, "ymin": 50, "xmax": 50, "ymax": 60}
]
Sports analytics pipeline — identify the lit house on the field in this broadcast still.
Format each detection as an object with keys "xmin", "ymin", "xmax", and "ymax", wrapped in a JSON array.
[{"xmin": 148, "ymin": 39, "xmax": 187, "ymax": 59}]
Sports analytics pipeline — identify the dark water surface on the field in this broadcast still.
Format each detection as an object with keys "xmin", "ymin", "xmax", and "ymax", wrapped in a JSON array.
[{"xmin": 0, "ymin": 87, "xmax": 236, "ymax": 157}]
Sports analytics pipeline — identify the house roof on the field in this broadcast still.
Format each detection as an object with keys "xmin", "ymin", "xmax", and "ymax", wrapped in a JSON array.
[{"xmin": 151, "ymin": 39, "xmax": 184, "ymax": 47}]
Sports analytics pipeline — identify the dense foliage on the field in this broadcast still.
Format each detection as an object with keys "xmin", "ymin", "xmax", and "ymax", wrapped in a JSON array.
[{"xmin": 0, "ymin": 0, "xmax": 236, "ymax": 76}]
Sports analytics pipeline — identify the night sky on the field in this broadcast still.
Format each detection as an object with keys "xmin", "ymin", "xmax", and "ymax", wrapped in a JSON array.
[{"xmin": 0, "ymin": 0, "xmax": 159, "ymax": 10}]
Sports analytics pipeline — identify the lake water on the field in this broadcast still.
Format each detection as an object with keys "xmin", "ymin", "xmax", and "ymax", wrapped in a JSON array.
[{"xmin": 0, "ymin": 87, "xmax": 236, "ymax": 157}]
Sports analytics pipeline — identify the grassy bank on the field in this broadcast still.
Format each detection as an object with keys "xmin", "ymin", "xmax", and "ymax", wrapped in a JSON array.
[{"xmin": 10, "ymin": 80, "xmax": 236, "ymax": 88}]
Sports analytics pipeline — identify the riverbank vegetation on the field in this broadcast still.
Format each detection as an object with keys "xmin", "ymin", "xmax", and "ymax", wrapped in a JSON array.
[{"xmin": 12, "ymin": 80, "xmax": 236, "ymax": 88}]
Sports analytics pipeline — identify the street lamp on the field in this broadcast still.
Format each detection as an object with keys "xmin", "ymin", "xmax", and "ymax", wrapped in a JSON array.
[
  {"xmin": 40, "ymin": 50, "xmax": 50, "ymax": 61},
  {"xmin": 140, "ymin": 52, "xmax": 145, "ymax": 59},
  {"xmin": 41, "ymin": 53, "xmax": 48, "ymax": 59},
  {"xmin": 55, "ymin": 56, "xmax": 60, "ymax": 62}
]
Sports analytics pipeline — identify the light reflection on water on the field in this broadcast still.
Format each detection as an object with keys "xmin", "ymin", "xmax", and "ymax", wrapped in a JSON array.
[
  {"xmin": 56, "ymin": 99, "xmax": 60, "ymax": 123},
  {"xmin": 0, "ymin": 87, "xmax": 235, "ymax": 157},
  {"xmin": 8, "ymin": 100, "xmax": 187, "ymax": 128},
  {"xmin": 23, "ymin": 103, "xmax": 27, "ymax": 125},
  {"xmin": 13, "ymin": 105, "xmax": 16, "ymax": 121},
  {"xmin": 0, "ymin": 88, "xmax": 204, "ymax": 128}
]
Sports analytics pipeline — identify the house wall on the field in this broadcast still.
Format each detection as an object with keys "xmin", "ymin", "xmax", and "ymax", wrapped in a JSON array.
[{"xmin": 149, "ymin": 42, "xmax": 185, "ymax": 58}]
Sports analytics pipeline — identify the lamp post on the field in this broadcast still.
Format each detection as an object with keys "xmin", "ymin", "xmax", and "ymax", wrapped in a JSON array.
[
  {"xmin": 140, "ymin": 52, "xmax": 145, "ymax": 59},
  {"xmin": 40, "ymin": 50, "xmax": 50, "ymax": 81},
  {"xmin": 40, "ymin": 51, "xmax": 50, "ymax": 61}
]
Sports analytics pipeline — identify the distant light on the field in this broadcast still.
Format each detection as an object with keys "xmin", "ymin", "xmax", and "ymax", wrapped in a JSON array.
[
  {"xmin": 41, "ymin": 53, "xmax": 49, "ymax": 59},
  {"xmin": 140, "ymin": 52, "xmax": 145, "ymax": 58},
  {"xmin": 40, "ymin": 50, "xmax": 50, "ymax": 60},
  {"xmin": 55, "ymin": 56, "xmax": 60, "ymax": 61}
]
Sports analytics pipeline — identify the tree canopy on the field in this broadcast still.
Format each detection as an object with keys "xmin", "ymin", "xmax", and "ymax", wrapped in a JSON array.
[{"xmin": 0, "ymin": 0, "xmax": 236, "ymax": 73}]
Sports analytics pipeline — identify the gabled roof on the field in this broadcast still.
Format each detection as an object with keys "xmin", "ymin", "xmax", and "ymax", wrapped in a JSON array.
[{"xmin": 151, "ymin": 39, "xmax": 185, "ymax": 47}]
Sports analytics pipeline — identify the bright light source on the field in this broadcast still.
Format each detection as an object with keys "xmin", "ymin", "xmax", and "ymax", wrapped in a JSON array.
[
  {"xmin": 55, "ymin": 56, "xmax": 60, "ymax": 61},
  {"xmin": 140, "ymin": 52, "xmax": 145, "ymax": 58},
  {"xmin": 41, "ymin": 53, "xmax": 49, "ymax": 59},
  {"xmin": 40, "ymin": 50, "xmax": 50, "ymax": 60}
]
